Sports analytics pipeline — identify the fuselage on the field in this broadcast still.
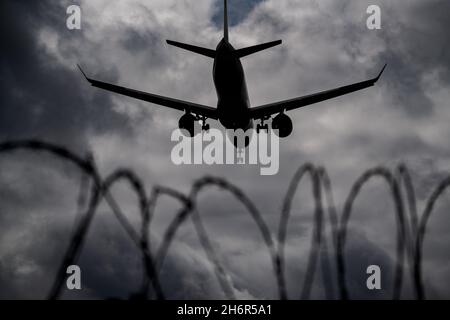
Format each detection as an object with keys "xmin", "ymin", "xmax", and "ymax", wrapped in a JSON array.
[{"xmin": 213, "ymin": 39, "xmax": 253, "ymax": 130}]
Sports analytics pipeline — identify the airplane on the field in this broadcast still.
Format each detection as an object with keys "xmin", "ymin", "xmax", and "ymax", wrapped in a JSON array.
[{"xmin": 78, "ymin": 0, "xmax": 386, "ymax": 139}]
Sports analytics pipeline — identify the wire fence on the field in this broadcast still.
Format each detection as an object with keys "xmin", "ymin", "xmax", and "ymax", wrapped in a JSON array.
[{"xmin": 0, "ymin": 140, "xmax": 448, "ymax": 300}]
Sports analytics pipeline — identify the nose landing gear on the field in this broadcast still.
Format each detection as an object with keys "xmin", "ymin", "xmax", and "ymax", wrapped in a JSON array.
[
  {"xmin": 200, "ymin": 116, "xmax": 210, "ymax": 132},
  {"xmin": 256, "ymin": 116, "xmax": 270, "ymax": 133}
]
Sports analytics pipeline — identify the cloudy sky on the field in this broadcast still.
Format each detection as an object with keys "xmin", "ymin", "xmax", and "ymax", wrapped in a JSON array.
[{"xmin": 1, "ymin": 0, "xmax": 450, "ymax": 299}]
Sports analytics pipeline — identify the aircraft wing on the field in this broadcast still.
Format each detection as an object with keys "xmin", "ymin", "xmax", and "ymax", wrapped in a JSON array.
[
  {"xmin": 77, "ymin": 65, "xmax": 218, "ymax": 120},
  {"xmin": 249, "ymin": 65, "xmax": 386, "ymax": 119}
]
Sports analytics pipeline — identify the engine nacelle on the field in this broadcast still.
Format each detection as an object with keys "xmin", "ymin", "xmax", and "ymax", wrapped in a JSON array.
[
  {"xmin": 178, "ymin": 113, "xmax": 200, "ymax": 137},
  {"xmin": 272, "ymin": 113, "xmax": 293, "ymax": 138}
]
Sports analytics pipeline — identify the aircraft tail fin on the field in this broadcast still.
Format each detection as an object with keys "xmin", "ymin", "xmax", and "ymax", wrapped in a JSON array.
[
  {"xmin": 224, "ymin": 0, "xmax": 229, "ymax": 41},
  {"xmin": 235, "ymin": 40, "xmax": 282, "ymax": 58},
  {"xmin": 166, "ymin": 40, "xmax": 216, "ymax": 58}
]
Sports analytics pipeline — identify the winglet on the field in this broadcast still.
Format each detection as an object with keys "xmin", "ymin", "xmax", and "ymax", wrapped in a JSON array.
[
  {"xmin": 77, "ymin": 64, "xmax": 90, "ymax": 81},
  {"xmin": 374, "ymin": 64, "xmax": 387, "ymax": 82}
]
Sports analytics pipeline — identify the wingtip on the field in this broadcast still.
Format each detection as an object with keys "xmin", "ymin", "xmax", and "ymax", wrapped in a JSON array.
[
  {"xmin": 375, "ymin": 64, "xmax": 387, "ymax": 81},
  {"xmin": 77, "ymin": 64, "xmax": 89, "ymax": 81},
  {"xmin": 166, "ymin": 39, "xmax": 177, "ymax": 47}
]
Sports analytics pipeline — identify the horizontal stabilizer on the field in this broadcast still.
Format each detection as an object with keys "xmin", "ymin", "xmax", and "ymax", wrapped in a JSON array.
[
  {"xmin": 235, "ymin": 40, "xmax": 282, "ymax": 58},
  {"xmin": 166, "ymin": 40, "xmax": 216, "ymax": 58}
]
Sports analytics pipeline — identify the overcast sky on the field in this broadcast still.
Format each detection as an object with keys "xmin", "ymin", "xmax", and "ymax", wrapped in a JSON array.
[{"xmin": 1, "ymin": 0, "xmax": 450, "ymax": 299}]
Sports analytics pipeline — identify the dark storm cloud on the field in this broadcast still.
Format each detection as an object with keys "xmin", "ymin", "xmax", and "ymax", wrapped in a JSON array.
[
  {"xmin": 383, "ymin": 0, "xmax": 450, "ymax": 119},
  {"xmin": 0, "ymin": 0, "xmax": 131, "ymax": 149},
  {"xmin": 373, "ymin": 0, "xmax": 450, "ymax": 118}
]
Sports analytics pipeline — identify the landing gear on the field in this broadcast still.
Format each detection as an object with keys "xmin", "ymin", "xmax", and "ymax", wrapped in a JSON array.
[
  {"xmin": 202, "ymin": 123, "xmax": 210, "ymax": 132},
  {"xmin": 179, "ymin": 112, "xmax": 210, "ymax": 137},
  {"xmin": 256, "ymin": 117, "xmax": 270, "ymax": 133},
  {"xmin": 199, "ymin": 116, "xmax": 210, "ymax": 132}
]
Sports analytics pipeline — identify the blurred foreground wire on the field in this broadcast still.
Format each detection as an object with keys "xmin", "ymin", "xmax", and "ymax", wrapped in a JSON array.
[{"xmin": 1, "ymin": 140, "xmax": 449, "ymax": 300}]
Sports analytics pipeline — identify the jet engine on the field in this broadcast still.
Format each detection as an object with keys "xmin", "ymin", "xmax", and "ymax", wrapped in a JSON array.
[
  {"xmin": 178, "ymin": 113, "xmax": 200, "ymax": 137},
  {"xmin": 272, "ymin": 113, "xmax": 293, "ymax": 138}
]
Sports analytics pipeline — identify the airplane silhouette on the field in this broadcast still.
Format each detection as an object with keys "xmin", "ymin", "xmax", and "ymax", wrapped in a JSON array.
[{"xmin": 78, "ymin": 0, "xmax": 386, "ymax": 138}]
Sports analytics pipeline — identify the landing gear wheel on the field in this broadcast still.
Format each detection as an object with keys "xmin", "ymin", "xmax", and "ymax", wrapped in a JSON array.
[
  {"xmin": 257, "ymin": 123, "xmax": 269, "ymax": 133},
  {"xmin": 202, "ymin": 123, "xmax": 210, "ymax": 132}
]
